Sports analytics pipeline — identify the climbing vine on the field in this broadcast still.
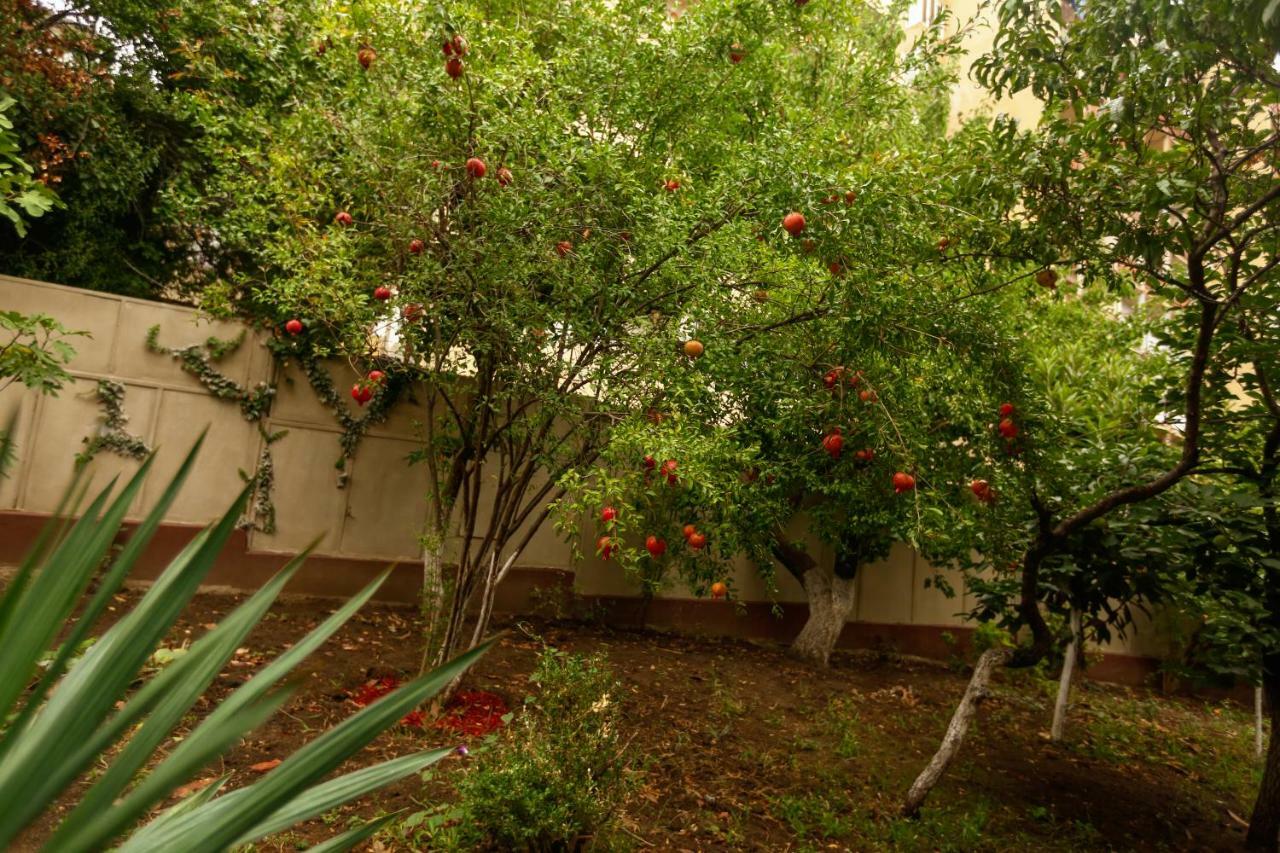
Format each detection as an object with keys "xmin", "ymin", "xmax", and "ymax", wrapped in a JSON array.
[
  {"xmin": 77, "ymin": 379, "xmax": 151, "ymax": 467},
  {"xmin": 298, "ymin": 354, "xmax": 401, "ymax": 488},
  {"xmin": 146, "ymin": 325, "xmax": 275, "ymax": 421},
  {"xmin": 146, "ymin": 324, "xmax": 280, "ymax": 529},
  {"xmin": 239, "ymin": 425, "xmax": 287, "ymax": 534}
]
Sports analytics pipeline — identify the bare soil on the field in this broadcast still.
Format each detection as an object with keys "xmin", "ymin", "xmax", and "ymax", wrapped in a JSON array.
[{"xmin": 20, "ymin": 588, "xmax": 1263, "ymax": 851}]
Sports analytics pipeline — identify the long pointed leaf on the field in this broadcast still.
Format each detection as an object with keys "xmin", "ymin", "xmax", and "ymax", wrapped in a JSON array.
[
  {"xmin": 0, "ymin": 486, "xmax": 249, "ymax": 847},
  {"xmin": 51, "ymin": 553, "xmax": 305, "ymax": 853},
  {"xmin": 6, "ymin": 438, "xmax": 206, "ymax": 747},
  {"xmin": 124, "ymin": 639, "xmax": 495, "ymax": 853},
  {"xmin": 233, "ymin": 749, "xmax": 452, "ymax": 844},
  {"xmin": 0, "ymin": 472, "xmax": 126, "ymax": 719},
  {"xmin": 306, "ymin": 814, "xmax": 400, "ymax": 853}
]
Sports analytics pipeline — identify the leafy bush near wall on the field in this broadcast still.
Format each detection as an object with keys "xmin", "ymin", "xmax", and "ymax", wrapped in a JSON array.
[
  {"xmin": 442, "ymin": 648, "xmax": 632, "ymax": 852},
  {"xmin": 0, "ymin": 438, "xmax": 491, "ymax": 852}
]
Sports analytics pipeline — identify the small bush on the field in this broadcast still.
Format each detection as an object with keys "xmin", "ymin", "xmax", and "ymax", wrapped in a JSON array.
[{"xmin": 448, "ymin": 648, "xmax": 631, "ymax": 851}]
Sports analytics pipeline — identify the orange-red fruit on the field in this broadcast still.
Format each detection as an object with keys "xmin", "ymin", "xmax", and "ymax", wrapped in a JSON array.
[
  {"xmin": 892, "ymin": 472, "xmax": 916, "ymax": 494},
  {"xmin": 357, "ymin": 46, "xmax": 376, "ymax": 69},
  {"xmin": 601, "ymin": 506, "xmax": 617, "ymax": 523},
  {"xmin": 782, "ymin": 211, "xmax": 807, "ymax": 236},
  {"xmin": 999, "ymin": 402, "xmax": 1014, "ymax": 417},
  {"xmin": 643, "ymin": 454, "xmax": 656, "ymax": 469},
  {"xmin": 409, "ymin": 238, "xmax": 424, "ymax": 254},
  {"xmin": 937, "ymin": 237, "xmax": 952, "ymax": 252},
  {"xmin": 646, "ymin": 536, "xmax": 667, "ymax": 558},
  {"xmin": 402, "ymin": 303, "xmax": 423, "ymax": 321},
  {"xmin": 664, "ymin": 179, "xmax": 681, "ymax": 192},
  {"xmin": 828, "ymin": 261, "xmax": 844, "ymax": 276},
  {"xmin": 1036, "ymin": 268, "xmax": 1059, "ymax": 289},
  {"xmin": 335, "ymin": 211, "xmax": 353, "ymax": 226},
  {"xmin": 710, "ymin": 581, "xmax": 728, "ymax": 599},
  {"xmin": 859, "ymin": 389, "xmax": 877, "ymax": 403},
  {"xmin": 555, "ymin": 240, "xmax": 573, "ymax": 257},
  {"xmin": 450, "ymin": 34, "xmax": 469, "ymax": 55},
  {"xmin": 368, "ymin": 370, "xmax": 385, "ymax": 384},
  {"xmin": 999, "ymin": 418, "xmax": 1018, "ymax": 439},
  {"xmin": 683, "ymin": 339, "xmax": 705, "ymax": 359},
  {"xmin": 822, "ymin": 430, "xmax": 843, "ymax": 458},
  {"xmin": 497, "ymin": 167, "xmax": 513, "ymax": 187},
  {"xmin": 597, "ymin": 535, "xmax": 615, "ymax": 560},
  {"xmin": 823, "ymin": 370, "xmax": 839, "ymax": 390},
  {"xmin": 667, "ymin": 472, "xmax": 678, "ymax": 486},
  {"xmin": 284, "ymin": 319, "xmax": 303, "ymax": 336},
  {"xmin": 663, "ymin": 459, "xmax": 678, "ymax": 474},
  {"xmin": 351, "ymin": 383, "xmax": 373, "ymax": 405},
  {"xmin": 465, "ymin": 157, "xmax": 486, "ymax": 178},
  {"xmin": 688, "ymin": 532, "xmax": 707, "ymax": 550},
  {"xmin": 445, "ymin": 57, "xmax": 464, "ymax": 78},
  {"xmin": 729, "ymin": 43, "xmax": 746, "ymax": 63},
  {"xmin": 683, "ymin": 523, "xmax": 697, "ymax": 539},
  {"xmin": 844, "ymin": 190, "xmax": 858, "ymax": 204},
  {"xmin": 854, "ymin": 448, "xmax": 874, "ymax": 463},
  {"xmin": 373, "ymin": 285, "xmax": 392, "ymax": 301},
  {"xmin": 971, "ymin": 479, "xmax": 995, "ymax": 503},
  {"xmin": 442, "ymin": 39, "xmax": 454, "ymax": 56}
]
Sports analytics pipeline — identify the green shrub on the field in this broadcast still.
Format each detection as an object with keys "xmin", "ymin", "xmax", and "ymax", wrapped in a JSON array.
[{"xmin": 448, "ymin": 648, "xmax": 631, "ymax": 852}]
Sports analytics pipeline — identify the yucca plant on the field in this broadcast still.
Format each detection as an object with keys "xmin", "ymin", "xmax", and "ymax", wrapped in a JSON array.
[{"xmin": 0, "ymin": 437, "xmax": 491, "ymax": 852}]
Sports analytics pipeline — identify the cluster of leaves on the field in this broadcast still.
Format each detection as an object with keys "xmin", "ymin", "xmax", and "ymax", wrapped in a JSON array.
[
  {"xmin": 0, "ymin": 93, "xmax": 58, "ymax": 237},
  {"xmin": 76, "ymin": 379, "xmax": 151, "ymax": 467},
  {"xmin": 0, "ymin": 307, "xmax": 81, "ymax": 395},
  {"xmin": 433, "ymin": 648, "xmax": 631, "ymax": 851},
  {"xmin": 0, "ymin": 441, "xmax": 491, "ymax": 851},
  {"xmin": 0, "ymin": 0, "xmax": 326, "ymax": 295},
  {"xmin": 145, "ymin": 325, "xmax": 275, "ymax": 421}
]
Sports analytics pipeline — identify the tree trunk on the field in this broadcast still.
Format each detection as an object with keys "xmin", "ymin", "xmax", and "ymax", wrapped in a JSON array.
[
  {"xmin": 1050, "ymin": 608, "xmax": 1081, "ymax": 742},
  {"xmin": 791, "ymin": 566, "xmax": 856, "ymax": 667},
  {"xmin": 418, "ymin": 533, "xmax": 449, "ymax": 674},
  {"xmin": 1260, "ymin": 686, "xmax": 1267, "ymax": 760},
  {"xmin": 1248, "ymin": 665, "xmax": 1280, "ymax": 851},
  {"xmin": 903, "ymin": 647, "xmax": 1013, "ymax": 817}
]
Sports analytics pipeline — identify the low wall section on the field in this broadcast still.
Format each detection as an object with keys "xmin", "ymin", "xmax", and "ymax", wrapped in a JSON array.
[{"xmin": 0, "ymin": 274, "xmax": 1169, "ymax": 684}]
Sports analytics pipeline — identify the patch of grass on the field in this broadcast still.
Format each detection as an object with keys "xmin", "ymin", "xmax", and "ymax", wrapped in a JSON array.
[{"xmin": 771, "ymin": 793, "xmax": 856, "ymax": 842}]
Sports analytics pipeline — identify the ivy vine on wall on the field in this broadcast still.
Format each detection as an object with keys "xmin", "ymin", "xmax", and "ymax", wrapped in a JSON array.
[
  {"xmin": 297, "ymin": 354, "xmax": 402, "ymax": 489},
  {"xmin": 145, "ymin": 325, "xmax": 275, "ymax": 420},
  {"xmin": 145, "ymin": 324, "xmax": 280, "ymax": 531},
  {"xmin": 76, "ymin": 379, "xmax": 151, "ymax": 467}
]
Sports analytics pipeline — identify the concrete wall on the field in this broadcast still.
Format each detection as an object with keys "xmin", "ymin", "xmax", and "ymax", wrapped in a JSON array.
[{"xmin": 0, "ymin": 274, "xmax": 1171, "ymax": 681}]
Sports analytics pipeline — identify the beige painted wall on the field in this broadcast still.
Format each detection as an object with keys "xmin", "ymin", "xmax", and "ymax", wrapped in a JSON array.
[
  {"xmin": 0, "ymin": 274, "xmax": 1169, "ymax": 661},
  {"xmin": 902, "ymin": 0, "xmax": 1045, "ymax": 133}
]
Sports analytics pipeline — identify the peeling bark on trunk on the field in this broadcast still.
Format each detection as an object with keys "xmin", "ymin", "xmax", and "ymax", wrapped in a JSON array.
[
  {"xmin": 1050, "ymin": 608, "xmax": 1081, "ymax": 742},
  {"xmin": 903, "ymin": 647, "xmax": 1013, "ymax": 817},
  {"xmin": 1248, "ymin": 665, "xmax": 1280, "ymax": 851},
  {"xmin": 418, "ymin": 536, "xmax": 448, "ymax": 674},
  {"xmin": 791, "ymin": 567, "xmax": 857, "ymax": 667}
]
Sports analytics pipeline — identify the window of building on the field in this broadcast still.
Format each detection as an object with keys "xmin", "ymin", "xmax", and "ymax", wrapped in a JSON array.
[{"xmin": 905, "ymin": 0, "xmax": 941, "ymax": 26}]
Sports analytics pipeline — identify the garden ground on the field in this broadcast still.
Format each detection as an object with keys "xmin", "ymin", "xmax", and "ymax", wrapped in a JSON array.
[{"xmin": 23, "ymin": 589, "xmax": 1262, "ymax": 852}]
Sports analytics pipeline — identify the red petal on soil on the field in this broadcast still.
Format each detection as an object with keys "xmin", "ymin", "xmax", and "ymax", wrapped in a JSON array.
[
  {"xmin": 432, "ymin": 689, "xmax": 510, "ymax": 737},
  {"xmin": 249, "ymin": 758, "xmax": 282, "ymax": 773}
]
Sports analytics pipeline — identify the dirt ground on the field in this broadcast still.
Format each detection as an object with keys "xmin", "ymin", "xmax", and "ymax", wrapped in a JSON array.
[{"xmin": 19, "ymin": 589, "xmax": 1264, "ymax": 851}]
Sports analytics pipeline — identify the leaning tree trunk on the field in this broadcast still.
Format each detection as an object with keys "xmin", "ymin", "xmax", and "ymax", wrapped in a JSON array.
[
  {"xmin": 1050, "ymin": 608, "xmax": 1081, "ymax": 742},
  {"xmin": 903, "ymin": 647, "xmax": 1013, "ymax": 817},
  {"xmin": 791, "ymin": 566, "xmax": 857, "ymax": 666},
  {"xmin": 1248, "ymin": 663, "xmax": 1280, "ymax": 851}
]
